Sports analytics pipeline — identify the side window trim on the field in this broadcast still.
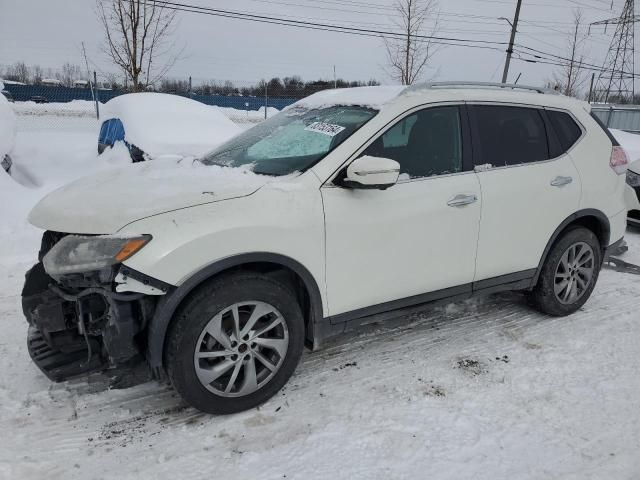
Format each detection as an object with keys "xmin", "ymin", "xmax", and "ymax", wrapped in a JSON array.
[
  {"xmin": 538, "ymin": 109, "xmax": 555, "ymax": 160},
  {"xmin": 326, "ymin": 102, "xmax": 474, "ymax": 187}
]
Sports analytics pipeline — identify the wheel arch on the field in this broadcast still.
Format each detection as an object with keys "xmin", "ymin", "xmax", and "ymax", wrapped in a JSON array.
[
  {"xmin": 532, "ymin": 208, "xmax": 610, "ymax": 286},
  {"xmin": 146, "ymin": 253, "xmax": 324, "ymax": 376}
]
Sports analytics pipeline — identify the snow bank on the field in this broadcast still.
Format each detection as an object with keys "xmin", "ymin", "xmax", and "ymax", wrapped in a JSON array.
[
  {"xmin": 0, "ymin": 91, "xmax": 16, "ymax": 157},
  {"xmin": 12, "ymin": 100, "xmax": 99, "ymax": 118},
  {"xmin": 293, "ymin": 86, "xmax": 405, "ymax": 110},
  {"xmin": 101, "ymin": 93, "xmax": 241, "ymax": 158}
]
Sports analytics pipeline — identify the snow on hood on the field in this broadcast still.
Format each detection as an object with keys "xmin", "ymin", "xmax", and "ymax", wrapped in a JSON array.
[
  {"xmin": 0, "ymin": 91, "xmax": 16, "ymax": 157},
  {"xmin": 101, "ymin": 93, "xmax": 242, "ymax": 158},
  {"xmin": 28, "ymin": 157, "xmax": 274, "ymax": 234},
  {"xmin": 292, "ymin": 86, "xmax": 406, "ymax": 111}
]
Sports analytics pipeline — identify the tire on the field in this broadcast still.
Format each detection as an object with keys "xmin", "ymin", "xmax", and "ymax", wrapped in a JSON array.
[
  {"xmin": 166, "ymin": 272, "xmax": 305, "ymax": 414},
  {"xmin": 529, "ymin": 227, "xmax": 602, "ymax": 316}
]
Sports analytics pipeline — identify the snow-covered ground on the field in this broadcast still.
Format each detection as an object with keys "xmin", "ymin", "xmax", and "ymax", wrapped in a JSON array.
[{"xmin": 1, "ymin": 113, "xmax": 640, "ymax": 480}]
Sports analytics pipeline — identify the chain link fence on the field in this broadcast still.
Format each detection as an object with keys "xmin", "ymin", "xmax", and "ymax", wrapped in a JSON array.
[{"xmin": 2, "ymin": 75, "xmax": 366, "ymax": 132}]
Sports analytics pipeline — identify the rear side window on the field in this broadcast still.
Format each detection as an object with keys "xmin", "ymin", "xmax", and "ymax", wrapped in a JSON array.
[
  {"xmin": 547, "ymin": 110, "xmax": 582, "ymax": 152},
  {"xmin": 471, "ymin": 106, "xmax": 549, "ymax": 167}
]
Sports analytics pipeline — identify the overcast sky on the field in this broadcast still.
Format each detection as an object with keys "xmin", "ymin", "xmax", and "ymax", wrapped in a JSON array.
[{"xmin": 0, "ymin": 0, "xmax": 634, "ymax": 89}]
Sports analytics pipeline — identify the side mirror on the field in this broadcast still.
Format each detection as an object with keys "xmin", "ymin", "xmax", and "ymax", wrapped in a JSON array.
[{"xmin": 343, "ymin": 155, "xmax": 400, "ymax": 190}]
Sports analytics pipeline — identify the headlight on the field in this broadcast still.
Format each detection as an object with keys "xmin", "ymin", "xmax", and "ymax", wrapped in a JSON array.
[
  {"xmin": 43, "ymin": 234, "xmax": 151, "ymax": 276},
  {"xmin": 627, "ymin": 170, "xmax": 640, "ymax": 187}
]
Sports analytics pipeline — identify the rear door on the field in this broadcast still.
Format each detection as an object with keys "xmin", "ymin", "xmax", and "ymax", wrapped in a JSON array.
[{"xmin": 469, "ymin": 104, "xmax": 582, "ymax": 283}]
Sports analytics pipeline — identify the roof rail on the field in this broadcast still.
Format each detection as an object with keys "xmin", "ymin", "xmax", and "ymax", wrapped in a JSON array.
[{"xmin": 404, "ymin": 81, "xmax": 558, "ymax": 95}]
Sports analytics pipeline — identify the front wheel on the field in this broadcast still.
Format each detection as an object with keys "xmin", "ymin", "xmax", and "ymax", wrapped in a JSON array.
[
  {"xmin": 166, "ymin": 273, "xmax": 305, "ymax": 414},
  {"xmin": 529, "ymin": 227, "xmax": 601, "ymax": 316}
]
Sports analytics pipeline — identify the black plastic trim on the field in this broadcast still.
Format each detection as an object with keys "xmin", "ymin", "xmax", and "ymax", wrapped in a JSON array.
[
  {"xmin": 472, "ymin": 269, "xmax": 536, "ymax": 292},
  {"xmin": 604, "ymin": 237, "xmax": 625, "ymax": 260},
  {"xmin": 532, "ymin": 208, "xmax": 611, "ymax": 285},
  {"xmin": 327, "ymin": 269, "xmax": 537, "ymax": 327},
  {"xmin": 119, "ymin": 266, "xmax": 173, "ymax": 293},
  {"xmin": 328, "ymin": 284, "xmax": 472, "ymax": 325},
  {"xmin": 145, "ymin": 252, "xmax": 324, "ymax": 373}
]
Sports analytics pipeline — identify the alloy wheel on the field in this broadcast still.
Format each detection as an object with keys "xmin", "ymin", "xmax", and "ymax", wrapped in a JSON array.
[
  {"xmin": 554, "ymin": 241, "xmax": 595, "ymax": 305},
  {"xmin": 193, "ymin": 301, "xmax": 289, "ymax": 397}
]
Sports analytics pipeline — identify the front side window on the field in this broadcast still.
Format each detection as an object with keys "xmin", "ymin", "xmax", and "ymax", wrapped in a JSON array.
[
  {"xmin": 471, "ymin": 106, "xmax": 549, "ymax": 167},
  {"xmin": 201, "ymin": 105, "xmax": 377, "ymax": 176},
  {"xmin": 362, "ymin": 106, "xmax": 463, "ymax": 179}
]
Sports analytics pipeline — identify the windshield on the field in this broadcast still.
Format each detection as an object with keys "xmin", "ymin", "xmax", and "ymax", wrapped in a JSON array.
[{"xmin": 200, "ymin": 105, "xmax": 378, "ymax": 175}]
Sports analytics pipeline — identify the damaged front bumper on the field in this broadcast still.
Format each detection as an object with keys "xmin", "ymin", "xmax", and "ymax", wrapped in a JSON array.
[{"xmin": 22, "ymin": 231, "xmax": 169, "ymax": 383}]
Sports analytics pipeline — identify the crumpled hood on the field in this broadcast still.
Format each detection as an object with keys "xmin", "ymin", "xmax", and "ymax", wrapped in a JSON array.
[{"xmin": 29, "ymin": 158, "xmax": 271, "ymax": 234}]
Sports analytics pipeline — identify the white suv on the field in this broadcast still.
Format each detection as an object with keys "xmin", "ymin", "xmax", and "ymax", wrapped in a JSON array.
[{"xmin": 23, "ymin": 83, "xmax": 628, "ymax": 414}]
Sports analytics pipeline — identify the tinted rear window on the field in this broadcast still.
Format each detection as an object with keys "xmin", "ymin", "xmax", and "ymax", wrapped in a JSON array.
[
  {"xmin": 472, "ymin": 106, "xmax": 549, "ymax": 167},
  {"xmin": 547, "ymin": 110, "xmax": 582, "ymax": 152}
]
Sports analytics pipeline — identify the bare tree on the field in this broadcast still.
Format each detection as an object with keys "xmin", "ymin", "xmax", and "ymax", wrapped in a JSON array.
[
  {"xmin": 384, "ymin": 0, "xmax": 440, "ymax": 85},
  {"xmin": 32, "ymin": 65, "xmax": 44, "ymax": 85},
  {"xmin": 550, "ymin": 10, "xmax": 588, "ymax": 97},
  {"xmin": 6, "ymin": 62, "xmax": 30, "ymax": 84},
  {"xmin": 97, "ymin": 0, "xmax": 180, "ymax": 91},
  {"xmin": 57, "ymin": 63, "xmax": 82, "ymax": 87}
]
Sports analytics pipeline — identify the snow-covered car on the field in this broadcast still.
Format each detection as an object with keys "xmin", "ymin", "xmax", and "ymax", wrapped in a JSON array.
[
  {"xmin": 98, "ymin": 93, "xmax": 241, "ymax": 162},
  {"xmin": 23, "ymin": 83, "xmax": 628, "ymax": 415},
  {"xmin": 0, "ymin": 88, "xmax": 16, "ymax": 175}
]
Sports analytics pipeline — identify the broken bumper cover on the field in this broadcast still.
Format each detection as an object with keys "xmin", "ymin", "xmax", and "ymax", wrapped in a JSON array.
[{"xmin": 22, "ymin": 261, "xmax": 161, "ymax": 382}]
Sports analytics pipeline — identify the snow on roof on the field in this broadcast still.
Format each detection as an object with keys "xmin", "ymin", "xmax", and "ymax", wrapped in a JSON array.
[
  {"xmin": 101, "ymin": 92, "xmax": 242, "ymax": 158},
  {"xmin": 42, "ymin": 78, "xmax": 62, "ymax": 84},
  {"xmin": 0, "ymin": 79, "xmax": 26, "ymax": 86},
  {"xmin": 293, "ymin": 86, "xmax": 406, "ymax": 110}
]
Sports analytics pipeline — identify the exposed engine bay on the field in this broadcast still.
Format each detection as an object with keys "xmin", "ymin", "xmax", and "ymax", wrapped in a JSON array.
[{"xmin": 22, "ymin": 231, "xmax": 160, "ymax": 383}]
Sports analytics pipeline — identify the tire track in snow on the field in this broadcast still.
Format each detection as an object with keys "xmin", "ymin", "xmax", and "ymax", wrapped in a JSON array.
[{"xmin": 3, "ymin": 239, "xmax": 640, "ymax": 479}]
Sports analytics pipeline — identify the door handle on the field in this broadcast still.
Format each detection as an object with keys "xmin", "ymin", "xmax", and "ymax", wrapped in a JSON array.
[
  {"xmin": 550, "ymin": 176, "xmax": 573, "ymax": 187},
  {"xmin": 447, "ymin": 194, "xmax": 478, "ymax": 207}
]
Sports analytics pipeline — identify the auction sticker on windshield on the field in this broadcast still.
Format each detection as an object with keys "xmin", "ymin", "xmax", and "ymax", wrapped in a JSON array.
[{"xmin": 304, "ymin": 122, "xmax": 346, "ymax": 137}]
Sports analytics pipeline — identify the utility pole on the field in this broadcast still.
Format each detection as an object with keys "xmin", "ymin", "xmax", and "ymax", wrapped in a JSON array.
[
  {"xmin": 93, "ymin": 71, "xmax": 100, "ymax": 119},
  {"xmin": 501, "ymin": 0, "xmax": 523, "ymax": 84},
  {"xmin": 333, "ymin": 65, "xmax": 337, "ymax": 88}
]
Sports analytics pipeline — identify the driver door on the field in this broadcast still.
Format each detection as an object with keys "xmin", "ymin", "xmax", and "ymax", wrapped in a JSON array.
[{"xmin": 321, "ymin": 105, "xmax": 482, "ymax": 319}]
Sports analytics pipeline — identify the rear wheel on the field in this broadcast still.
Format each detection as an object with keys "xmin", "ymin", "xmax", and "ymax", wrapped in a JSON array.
[
  {"xmin": 166, "ymin": 272, "xmax": 304, "ymax": 414},
  {"xmin": 529, "ymin": 227, "xmax": 601, "ymax": 316}
]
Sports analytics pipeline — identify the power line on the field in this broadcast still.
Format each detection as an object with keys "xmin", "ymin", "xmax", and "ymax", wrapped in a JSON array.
[
  {"xmin": 115, "ymin": 0, "xmax": 638, "ymax": 81},
  {"xmin": 143, "ymin": 0, "xmax": 511, "ymax": 50}
]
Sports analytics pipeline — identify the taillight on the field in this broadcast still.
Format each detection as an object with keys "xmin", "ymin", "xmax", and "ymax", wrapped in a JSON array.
[{"xmin": 610, "ymin": 146, "xmax": 629, "ymax": 175}]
